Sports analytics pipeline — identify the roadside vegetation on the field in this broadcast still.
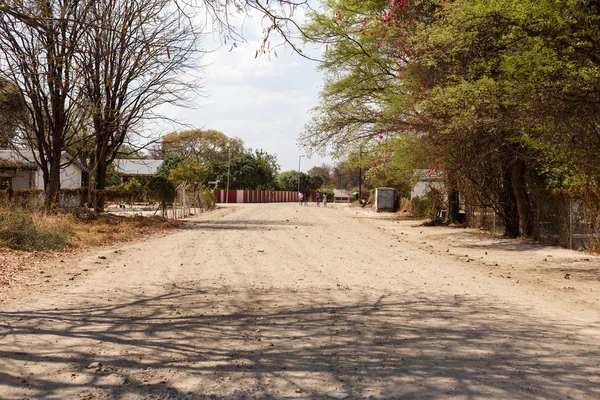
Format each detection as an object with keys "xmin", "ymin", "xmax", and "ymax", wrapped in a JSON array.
[
  {"xmin": 301, "ymin": 0, "xmax": 600, "ymax": 248},
  {"xmin": 0, "ymin": 201, "xmax": 180, "ymax": 252}
]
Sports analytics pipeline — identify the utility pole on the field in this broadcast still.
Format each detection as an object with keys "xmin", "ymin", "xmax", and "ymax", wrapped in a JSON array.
[
  {"xmin": 298, "ymin": 154, "xmax": 305, "ymax": 195},
  {"xmin": 226, "ymin": 147, "xmax": 232, "ymax": 203}
]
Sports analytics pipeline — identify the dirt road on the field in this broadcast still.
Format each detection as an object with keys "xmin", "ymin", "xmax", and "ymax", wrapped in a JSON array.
[{"xmin": 1, "ymin": 203, "xmax": 599, "ymax": 399}]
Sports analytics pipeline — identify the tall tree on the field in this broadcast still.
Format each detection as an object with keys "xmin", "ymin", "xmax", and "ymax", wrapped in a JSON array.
[
  {"xmin": 276, "ymin": 170, "xmax": 322, "ymax": 193},
  {"xmin": 0, "ymin": 77, "xmax": 26, "ymax": 147},
  {"xmin": 0, "ymin": 0, "xmax": 92, "ymax": 205},
  {"xmin": 79, "ymin": 0, "xmax": 203, "ymax": 211},
  {"xmin": 162, "ymin": 129, "xmax": 244, "ymax": 164},
  {"xmin": 206, "ymin": 149, "xmax": 279, "ymax": 190}
]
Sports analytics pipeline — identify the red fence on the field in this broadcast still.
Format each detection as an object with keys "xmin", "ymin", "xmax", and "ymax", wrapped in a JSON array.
[{"xmin": 214, "ymin": 190, "xmax": 298, "ymax": 204}]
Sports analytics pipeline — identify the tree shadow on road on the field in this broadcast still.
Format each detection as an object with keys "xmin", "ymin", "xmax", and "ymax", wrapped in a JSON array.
[
  {"xmin": 0, "ymin": 285, "xmax": 598, "ymax": 399},
  {"xmin": 182, "ymin": 219, "xmax": 314, "ymax": 231}
]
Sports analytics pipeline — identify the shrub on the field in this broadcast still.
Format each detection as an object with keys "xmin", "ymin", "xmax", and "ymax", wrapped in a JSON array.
[
  {"xmin": 0, "ymin": 206, "xmax": 72, "ymax": 251},
  {"xmin": 201, "ymin": 189, "xmax": 216, "ymax": 209},
  {"xmin": 411, "ymin": 197, "xmax": 433, "ymax": 218}
]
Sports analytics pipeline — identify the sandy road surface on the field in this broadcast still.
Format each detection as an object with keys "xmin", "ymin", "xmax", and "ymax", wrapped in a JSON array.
[{"xmin": 1, "ymin": 203, "xmax": 599, "ymax": 400}]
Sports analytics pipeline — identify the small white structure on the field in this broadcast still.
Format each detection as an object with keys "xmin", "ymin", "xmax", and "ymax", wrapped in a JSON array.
[
  {"xmin": 411, "ymin": 169, "xmax": 444, "ymax": 199},
  {"xmin": 0, "ymin": 149, "xmax": 89, "ymax": 191},
  {"xmin": 375, "ymin": 187, "xmax": 395, "ymax": 212}
]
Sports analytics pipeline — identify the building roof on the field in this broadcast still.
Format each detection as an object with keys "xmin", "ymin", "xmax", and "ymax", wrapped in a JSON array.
[
  {"xmin": 0, "ymin": 149, "xmax": 37, "ymax": 170},
  {"xmin": 113, "ymin": 159, "xmax": 163, "ymax": 176},
  {"xmin": 0, "ymin": 149, "xmax": 91, "ymax": 173},
  {"xmin": 61, "ymin": 152, "xmax": 90, "ymax": 174},
  {"xmin": 413, "ymin": 169, "xmax": 442, "ymax": 181}
]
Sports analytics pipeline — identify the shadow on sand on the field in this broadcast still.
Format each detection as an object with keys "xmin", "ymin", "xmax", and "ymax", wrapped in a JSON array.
[{"xmin": 1, "ymin": 285, "xmax": 598, "ymax": 399}]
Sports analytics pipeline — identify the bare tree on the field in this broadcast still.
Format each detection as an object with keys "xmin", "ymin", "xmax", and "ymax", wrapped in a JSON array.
[
  {"xmin": 0, "ymin": 77, "xmax": 26, "ymax": 147},
  {"xmin": 194, "ymin": 0, "xmax": 316, "ymax": 58},
  {"xmin": 0, "ymin": 0, "xmax": 92, "ymax": 205},
  {"xmin": 0, "ymin": 0, "xmax": 312, "ymax": 209},
  {"xmin": 78, "ymin": 0, "xmax": 203, "ymax": 210}
]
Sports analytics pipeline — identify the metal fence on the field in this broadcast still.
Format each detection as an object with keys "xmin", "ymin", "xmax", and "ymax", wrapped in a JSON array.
[
  {"xmin": 161, "ymin": 184, "xmax": 214, "ymax": 220},
  {"xmin": 465, "ymin": 198, "xmax": 600, "ymax": 251}
]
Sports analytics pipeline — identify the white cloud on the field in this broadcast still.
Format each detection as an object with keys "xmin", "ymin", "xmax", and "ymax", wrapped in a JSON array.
[{"xmin": 158, "ymin": 5, "xmax": 332, "ymax": 172}]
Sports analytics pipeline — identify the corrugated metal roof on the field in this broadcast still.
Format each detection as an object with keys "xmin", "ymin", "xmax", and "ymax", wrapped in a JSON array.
[
  {"xmin": 113, "ymin": 159, "xmax": 163, "ymax": 176},
  {"xmin": 0, "ymin": 149, "xmax": 38, "ymax": 169},
  {"xmin": 0, "ymin": 149, "xmax": 90, "ymax": 173}
]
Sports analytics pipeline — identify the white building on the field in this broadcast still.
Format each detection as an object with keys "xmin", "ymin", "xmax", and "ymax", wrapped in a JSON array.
[
  {"xmin": 411, "ymin": 169, "xmax": 445, "ymax": 199},
  {"xmin": 0, "ymin": 149, "xmax": 89, "ymax": 191}
]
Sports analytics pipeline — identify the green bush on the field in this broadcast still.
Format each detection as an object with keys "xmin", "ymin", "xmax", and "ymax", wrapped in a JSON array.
[
  {"xmin": 0, "ymin": 207, "xmax": 72, "ymax": 251},
  {"xmin": 201, "ymin": 189, "xmax": 216, "ymax": 209},
  {"xmin": 411, "ymin": 197, "xmax": 433, "ymax": 218}
]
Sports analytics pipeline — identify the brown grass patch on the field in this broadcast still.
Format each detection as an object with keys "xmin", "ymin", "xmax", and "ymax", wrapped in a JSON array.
[
  {"xmin": 0, "ymin": 203, "xmax": 182, "ymax": 252},
  {"xmin": 72, "ymin": 214, "xmax": 182, "ymax": 247}
]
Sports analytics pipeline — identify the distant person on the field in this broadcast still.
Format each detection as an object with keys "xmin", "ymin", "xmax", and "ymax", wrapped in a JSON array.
[
  {"xmin": 315, "ymin": 191, "xmax": 321, "ymax": 206},
  {"xmin": 347, "ymin": 194, "xmax": 351, "ymax": 204},
  {"xmin": 323, "ymin": 193, "xmax": 328, "ymax": 207},
  {"xmin": 298, "ymin": 192, "xmax": 303, "ymax": 205}
]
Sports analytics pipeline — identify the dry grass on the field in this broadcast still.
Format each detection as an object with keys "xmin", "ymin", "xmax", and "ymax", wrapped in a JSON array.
[
  {"xmin": 0, "ymin": 208, "xmax": 182, "ymax": 295},
  {"xmin": 72, "ymin": 214, "xmax": 181, "ymax": 247},
  {"xmin": 0, "ymin": 204, "xmax": 181, "ymax": 251}
]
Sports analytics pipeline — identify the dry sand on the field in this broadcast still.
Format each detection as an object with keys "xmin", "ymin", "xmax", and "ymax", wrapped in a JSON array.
[{"xmin": 0, "ymin": 203, "xmax": 599, "ymax": 399}]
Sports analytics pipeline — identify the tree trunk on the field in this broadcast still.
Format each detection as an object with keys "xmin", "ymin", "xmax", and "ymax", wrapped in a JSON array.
[
  {"xmin": 45, "ymin": 152, "xmax": 61, "ymax": 208},
  {"xmin": 447, "ymin": 190, "xmax": 460, "ymax": 224},
  {"xmin": 94, "ymin": 157, "xmax": 108, "ymax": 212},
  {"xmin": 498, "ymin": 163, "xmax": 520, "ymax": 238},
  {"xmin": 510, "ymin": 157, "xmax": 535, "ymax": 238},
  {"xmin": 445, "ymin": 172, "xmax": 460, "ymax": 224}
]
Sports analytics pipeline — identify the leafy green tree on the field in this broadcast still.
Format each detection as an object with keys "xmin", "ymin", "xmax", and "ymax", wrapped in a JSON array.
[
  {"xmin": 276, "ymin": 170, "xmax": 322, "ymax": 194},
  {"xmin": 307, "ymin": 164, "xmax": 335, "ymax": 187},
  {"xmin": 303, "ymin": 0, "xmax": 600, "ymax": 237},
  {"xmin": 410, "ymin": 0, "xmax": 600, "ymax": 235},
  {"xmin": 146, "ymin": 176, "xmax": 175, "ymax": 216},
  {"xmin": 364, "ymin": 133, "xmax": 426, "ymax": 197},
  {"xmin": 169, "ymin": 159, "xmax": 208, "ymax": 185},
  {"xmin": 162, "ymin": 129, "xmax": 245, "ymax": 164},
  {"xmin": 205, "ymin": 149, "xmax": 279, "ymax": 190},
  {"xmin": 156, "ymin": 157, "xmax": 185, "ymax": 178}
]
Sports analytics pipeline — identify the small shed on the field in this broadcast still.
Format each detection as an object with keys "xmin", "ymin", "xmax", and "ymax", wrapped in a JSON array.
[
  {"xmin": 411, "ymin": 169, "xmax": 444, "ymax": 199},
  {"xmin": 375, "ymin": 187, "xmax": 395, "ymax": 212}
]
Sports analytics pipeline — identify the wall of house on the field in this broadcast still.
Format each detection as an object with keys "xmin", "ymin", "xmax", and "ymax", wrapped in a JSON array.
[
  {"xmin": 33, "ymin": 160, "xmax": 83, "ymax": 190},
  {"xmin": 12, "ymin": 170, "xmax": 33, "ymax": 190},
  {"xmin": 60, "ymin": 162, "xmax": 82, "ymax": 189},
  {"xmin": 411, "ymin": 179, "xmax": 444, "ymax": 199}
]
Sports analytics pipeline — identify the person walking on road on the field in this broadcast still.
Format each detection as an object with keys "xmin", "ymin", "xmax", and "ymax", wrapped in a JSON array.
[
  {"xmin": 298, "ymin": 192, "xmax": 303, "ymax": 205},
  {"xmin": 315, "ymin": 191, "xmax": 321, "ymax": 206},
  {"xmin": 323, "ymin": 193, "xmax": 328, "ymax": 207}
]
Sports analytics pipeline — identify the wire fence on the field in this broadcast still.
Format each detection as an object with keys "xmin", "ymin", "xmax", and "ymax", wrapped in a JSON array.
[
  {"xmin": 465, "ymin": 197, "xmax": 600, "ymax": 251},
  {"xmin": 160, "ymin": 184, "xmax": 215, "ymax": 220}
]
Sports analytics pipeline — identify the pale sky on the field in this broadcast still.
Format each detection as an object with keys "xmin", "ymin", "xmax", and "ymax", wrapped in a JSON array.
[{"xmin": 162, "ymin": 6, "xmax": 332, "ymax": 173}]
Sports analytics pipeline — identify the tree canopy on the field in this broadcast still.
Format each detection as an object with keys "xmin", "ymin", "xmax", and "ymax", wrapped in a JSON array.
[
  {"xmin": 303, "ymin": 0, "xmax": 600, "ymax": 238},
  {"xmin": 162, "ymin": 129, "xmax": 244, "ymax": 164}
]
